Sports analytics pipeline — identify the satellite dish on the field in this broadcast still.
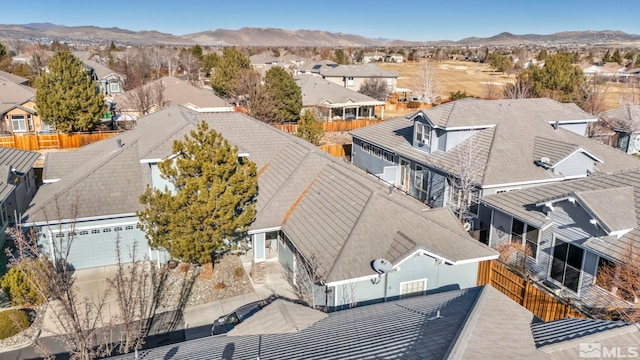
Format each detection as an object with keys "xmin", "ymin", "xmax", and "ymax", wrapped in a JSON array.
[
  {"xmin": 540, "ymin": 157, "xmax": 551, "ymax": 164},
  {"xmin": 372, "ymin": 258, "xmax": 393, "ymax": 274},
  {"xmin": 463, "ymin": 222, "xmax": 472, "ymax": 231}
]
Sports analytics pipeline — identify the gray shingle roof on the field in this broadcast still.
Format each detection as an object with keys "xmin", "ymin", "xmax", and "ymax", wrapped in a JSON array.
[
  {"xmin": 112, "ymin": 77, "xmax": 230, "ymax": 111},
  {"xmin": 295, "ymin": 74, "xmax": 384, "ymax": 107},
  {"xmin": 82, "ymin": 59, "xmax": 122, "ymax": 80},
  {"xmin": 603, "ymin": 104, "xmax": 640, "ymax": 131},
  {"xmin": 482, "ymin": 169, "xmax": 640, "ymax": 262},
  {"xmin": 228, "ymin": 299, "xmax": 328, "ymax": 336},
  {"xmin": 0, "ymin": 80, "xmax": 35, "ymax": 114},
  {"xmin": 0, "ymin": 70, "xmax": 29, "ymax": 85},
  {"xmin": 351, "ymin": 99, "xmax": 640, "ymax": 187},
  {"xmin": 574, "ymin": 186, "xmax": 637, "ymax": 232},
  {"xmin": 110, "ymin": 286, "xmax": 551, "ymax": 360}
]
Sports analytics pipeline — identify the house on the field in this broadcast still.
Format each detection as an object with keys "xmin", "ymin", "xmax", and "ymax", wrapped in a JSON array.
[
  {"xmin": 349, "ymin": 98, "xmax": 640, "ymax": 233},
  {"xmin": 0, "ymin": 79, "xmax": 51, "ymax": 134},
  {"xmin": 385, "ymin": 53, "xmax": 405, "ymax": 63},
  {"xmin": 249, "ymin": 52, "xmax": 280, "ymax": 67},
  {"xmin": 362, "ymin": 52, "xmax": 385, "ymax": 63},
  {"xmin": 82, "ymin": 59, "xmax": 126, "ymax": 97},
  {"xmin": 108, "ymin": 285, "xmax": 640, "ymax": 359},
  {"xmin": 295, "ymin": 74, "xmax": 386, "ymax": 121},
  {"xmin": 480, "ymin": 168, "xmax": 640, "ymax": 310},
  {"xmin": 295, "ymin": 60, "xmax": 337, "ymax": 76},
  {"xmin": 23, "ymin": 105, "xmax": 497, "ymax": 309},
  {"xmin": 0, "ymin": 147, "xmax": 40, "ymax": 246},
  {"xmin": 602, "ymin": 104, "xmax": 640, "ymax": 155},
  {"xmin": 319, "ymin": 63, "xmax": 398, "ymax": 94},
  {"xmin": 581, "ymin": 62, "xmax": 628, "ymax": 80},
  {"xmin": 111, "ymin": 76, "xmax": 232, "ymax": 121}
]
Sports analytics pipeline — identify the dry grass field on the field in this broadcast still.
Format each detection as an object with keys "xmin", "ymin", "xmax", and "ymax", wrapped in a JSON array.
[{"xmin": 378, "ymin": 60, "xmax": 639, "ymax": 114}]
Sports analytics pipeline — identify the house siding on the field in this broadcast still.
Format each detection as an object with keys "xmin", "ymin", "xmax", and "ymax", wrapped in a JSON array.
[
  {"xmin": 351, "ymin": 138, "xmax": 395, "ymax": 175},
  {"xmin": 559, "ymin": 123, "xmax": 588, "ymax": 136},
  {"xmin": 553, "ymin": 153, "xmax": 595, "ymax": 177},
  {"xmin": 331, "ymin": 255, "xmax": 478, "ymax": 311},
  {"xmin": 150, "ymin": 163, "xmax": 174, "ymax": 193}
]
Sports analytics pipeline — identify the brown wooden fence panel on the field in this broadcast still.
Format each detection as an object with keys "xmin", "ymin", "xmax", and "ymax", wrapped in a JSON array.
[
  {"xmin": 0, "ymin": 132, "xmax": 119, "ymax": 151},
  {"xmin": 477, "ymin": 260, "xmax": 586, "ymax": 322},
  {"xmin": 320, "ymin": 144, "xmax": 351, "ymax": 158},
  {"xmin": 273, "ymin": 119, "xmax": 385, "ymax": 134}
]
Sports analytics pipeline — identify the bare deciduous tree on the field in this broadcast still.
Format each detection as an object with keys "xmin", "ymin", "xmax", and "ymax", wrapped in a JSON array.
[
  {"xmin": 3, "ymin": 199, "xmax": 184, "ymax": 359},
  {"xmin": 595, "ymin": 241, "xmax": 640, "ymax": 322},
  {"xmin": 582, "ymin": 73, "xmax": 609, "ymax": 117},
  {"xmin": 359, "ymin": 78, "xmax": 389, "ymax": 101},
  {"xmin": 292, "ymin": 253, "xmax": 326, "ymax": 310},
  {"xmin": 118, "ymin": 79, "xmax": 167, "ymax": 117},
  {"xmin": 503, "ymin": 73, "xmax": 533, "ymax": 99},
  {"xmin": 618, "ymin": 80, "xmax": 639, "ymax": 107},
  {"xmin": 446, "ymin": 134, "xmax": 483, "ymax": 223},
  {"xmin": 415, "ymin": 60, "xmax": 441, "ymax": 102}
]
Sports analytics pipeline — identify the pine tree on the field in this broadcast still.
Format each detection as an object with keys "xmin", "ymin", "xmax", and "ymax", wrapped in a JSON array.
[
  {"xmin": 264, "ymin": 66, "xmax": 302, "ymax": 122},
  {"xmin": 295, "ymin": 111, "xmax": 324, "ymax": 146},
  {"xmin": 35, "ymin": 50, "xmax": 104, "ymax": 133},
  {"xmin": 211, "ymin": 48, "xmax": 251, "ymax": 99},
  {"xmin": 137, "ymin": 121, "xmax": 258, "ymax": 265},
  {"xmin": 612, "ymin": 49, "xmax": 623, "ymax": 65},
  {"xmin": 332, "ymin": 49, "xmax": 350, "ymax": 65},
  {"xmin": 522, "ymin": 52, "xmax": 585, "ymax": 103}
]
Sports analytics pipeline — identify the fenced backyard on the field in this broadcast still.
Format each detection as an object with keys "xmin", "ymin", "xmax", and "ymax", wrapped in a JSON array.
[
  {"xmin": 0, "ymin": 132, "xmax": 120, "ymax": 151},
  {"xmin": 477, "ymin": 260, "xmax": 586, "ymax": 322}
]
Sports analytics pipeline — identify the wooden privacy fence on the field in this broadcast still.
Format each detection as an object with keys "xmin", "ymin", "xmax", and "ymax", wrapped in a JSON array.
[
  {"xmin": 320, "ymin": 143, "xmax": 352, "ymax": 159},
  {"xmin": 0, "ymin": 132, "xmax": 120, "ymax": 151},
  {"xmin": 274, "ymin": 118, "xmax": 385, "ymax": 134},
  {"xmin": 477, "ymin": 260, "xmax": 586, "ymax": 322}
]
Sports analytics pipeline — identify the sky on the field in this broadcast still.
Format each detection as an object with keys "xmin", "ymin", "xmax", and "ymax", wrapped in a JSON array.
[{"xmin": 2, "ymin": 0, "xmax": 639, "ymax": 42}]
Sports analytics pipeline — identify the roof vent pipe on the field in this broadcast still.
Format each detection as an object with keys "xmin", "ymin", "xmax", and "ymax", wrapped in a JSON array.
[{"xmin": 116, "ymin": 139, "xmax": 122, "ymax": 148}]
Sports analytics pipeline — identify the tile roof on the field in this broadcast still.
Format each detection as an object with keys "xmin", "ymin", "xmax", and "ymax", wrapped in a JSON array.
[
  {"xmin": 0, "ymin": 147, "xmax": 41, "ymax": 174},
  {"xmin": 295, "ymin": 74, "xmax": 384, "ymax": 107},
  {"xmin": 574, "ymin": 186, "xmax": 637, "ymax": 232},
  {"xmin": 228, "ymin": 299, "xmax": 328, "ymax": 336},
  {"xmin": 482, "ymin": 169, "xmax": 640, "ymax": 262},
  {"xmin": 31, "ymin": 105, "xmax": 497, "ymax": 283},
  {"xmin": 351, "ymin": 99, "xmax": 640, "ymax": 187},
  {"xmin": 110, "ymin": 286, "xmax": 550, "ymax": 360},
  {"xmin": 533, "ymin": 318, "xmax": 640, "ymax": 360},
  {"xmin": 603, "ymin": 104, "xmax": 640, "ymax": 131}
]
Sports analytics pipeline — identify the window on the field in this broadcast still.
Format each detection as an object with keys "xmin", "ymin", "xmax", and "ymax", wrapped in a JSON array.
[
  {"xmin": 415, "ymin": 122, "xmax": 430, "ymax": 146},
  {"xmin": 11, "ymin": 115, "xmax": 27, "ymax": 132},
  {"xmin": 525, "ymin": 226, "xmax": 540, "ymax": 257},
  {"xmin": 550, "ymin": 239, "xmax": 584, "ymax": 292},
  {"xmin": 103, "ymin": 228, "xmax": 112, "ymax": 233},
  {"xmin": 79, "ymin": 230, "xmax": 89, "ymax": 235},
  {"xmin": 125, "ymin": 225, "xmax": 134, "ymax": 230},
  {"xmin": 383, "ymin": 151, "xmax": 394, "ymax": 162},
  {"xmin": 114, "ymin": 226, "xmax": 123, "ymax": 231},
  {"xmin": 109, "ymin": 82, "xmax": 121, "ymax": 93},
  {"xmin": 361, "ymin": 142, "xmax": 370, "ymax": 153},
  {"xmin": 346, "ymin": 77, "xmax": 354, "ymax": 87},
  {"xmin": 400, "ymin": 279, "xmax": 426, "ymax": 299},
  {"xmin": 91, "ymin": 229, "xmax": 100, "ymax": 234},
  {"xmin": 510, "ymin": 219, "xmax": 525, "ymax": 244},
  {"xmin": 371, "ymin": 146, "xmax": 382, "ymax": 158}
]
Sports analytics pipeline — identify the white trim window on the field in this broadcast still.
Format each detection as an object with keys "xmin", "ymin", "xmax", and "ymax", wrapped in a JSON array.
[
  {"xmin": 415, "ymin": 122, "xmax": 430, "ymax": 146},
  {"xmin": 346, "ymin": 77, "xmax": 354, "ymax": 87},
  {"xmin": 11, "ymin": 115, "xmax": 27, "ymax": 132},
  {"xmin": 109, "ymin": 81, "xmax": 121, "ymax": 93},
  {"xmin": 400, "ymin": 279, "xmax": 427, "ymax": 299}
]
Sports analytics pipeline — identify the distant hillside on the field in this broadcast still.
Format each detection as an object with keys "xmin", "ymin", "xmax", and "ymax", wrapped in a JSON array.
[{"xmin": 0, "ymin": 23, "xmax": 639, "ymax": 47}]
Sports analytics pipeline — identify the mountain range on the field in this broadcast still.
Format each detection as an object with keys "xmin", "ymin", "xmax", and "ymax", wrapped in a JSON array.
[{"xmin": 1, "ymin": 23, "xmax": 640, "ymax": 47}]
